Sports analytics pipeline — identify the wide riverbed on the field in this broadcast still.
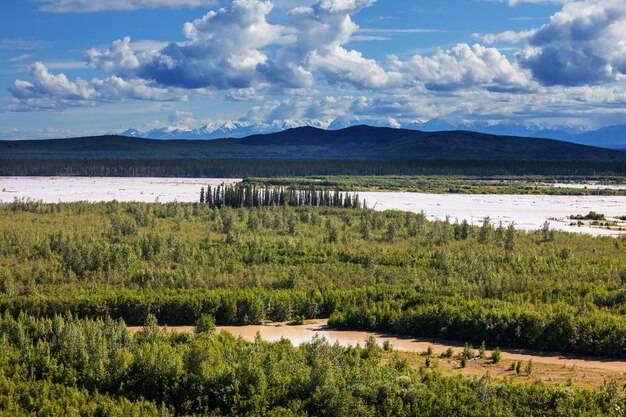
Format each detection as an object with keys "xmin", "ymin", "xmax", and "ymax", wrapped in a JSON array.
[{"xmin": 1, "ymin": 176, "xmax": 625, "ymax": 236}]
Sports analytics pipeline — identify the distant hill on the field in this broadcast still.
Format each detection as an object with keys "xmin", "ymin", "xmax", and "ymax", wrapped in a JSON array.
[
  {"xmin": 118, "ymin": 119, "xmax": 626, "ymax": 149},
  {"xmin": 1, "ymin": 125, "xmax": 625, "ymax": 162},
  {"xmin": 564, "ymin": 125, "xmax": 626, "ymax": 149}
]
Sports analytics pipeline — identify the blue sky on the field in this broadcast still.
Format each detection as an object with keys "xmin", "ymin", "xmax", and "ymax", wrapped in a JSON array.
[{"xmin": 1, "ymin": 0, "xmax": 625, "ymax": 138}]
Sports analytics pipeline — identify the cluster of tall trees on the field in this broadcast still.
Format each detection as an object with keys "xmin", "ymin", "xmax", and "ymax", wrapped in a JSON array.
[
  {"xmin": 200, "ymin": 183, "xmax": 364, "ymax": 209},
  {"xmin": 0, "ymin": 313, "xmax": 623, "ymax": 417}
]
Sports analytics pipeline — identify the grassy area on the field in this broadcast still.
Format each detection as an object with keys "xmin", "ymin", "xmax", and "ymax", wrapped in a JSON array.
[{"xmin": 243, "ymin": 175, "xmax": 626, "ymax": 195}]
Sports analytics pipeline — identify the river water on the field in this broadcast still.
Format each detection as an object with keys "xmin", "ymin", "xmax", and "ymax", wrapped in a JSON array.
[{"xmin": 1, "ymin": 176, "xmax": 625, "ymax": 236}]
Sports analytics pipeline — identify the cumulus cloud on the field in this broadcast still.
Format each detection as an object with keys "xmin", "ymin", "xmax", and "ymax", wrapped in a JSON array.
[
  {"xmin": 9, "ymin": 62, "xmax": 97, "ymax": 108},
  {"xmin": 245, "ymin": 95, "xmax": 355, "ymax": 121},
  {"xmin": 8, "ymin": 0, "xmax": 626, "ymax": 126},
  {"xmin": 517, "ymin": 0, "xmax": 626, "ymax": 86},
  {"xmin": 391, "ymin": 43, "xmax": 534, "ymax": 92},
  {"xmin": 167, "ymin": 110, "xmax": 198, "ymax": 129},
  {"xmin": 244, "ymin": 81, "xmax": 626, "ymax": 129},
  {"xmin": 87, "ymin": 0, "xmax": 301, "ymax": 90},
  {"xmin": 7, "ymin": 62, "xmax": 186, "ymax": 110},
  {"xmin": 285, "ymin": 0, "xmax": 402, "ymax": 89},
  {"xmin": 33, "ymin": 0, "xmax": 218, "ymax": 13},
  {"xmin": 84, "ymin": 0, "xmax": 400, "ymax": 92}
]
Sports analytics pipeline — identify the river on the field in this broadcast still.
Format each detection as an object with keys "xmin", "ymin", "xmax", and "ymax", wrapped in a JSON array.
[{"xmin": 1, "ymin": 176, "xmax": 625, "ymax": 235}]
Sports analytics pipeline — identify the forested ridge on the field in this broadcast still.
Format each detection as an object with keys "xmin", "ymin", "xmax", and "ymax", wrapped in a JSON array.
[
  {"xmin": 2, "ymin": 127, "xmax": 625, "ymax": 162},
  {"xmin": 2, "ymin": 125, "xmax": 626, "ymax": 178}
]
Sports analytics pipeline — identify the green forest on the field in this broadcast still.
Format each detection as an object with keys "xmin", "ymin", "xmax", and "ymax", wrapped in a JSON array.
[
  {"xmin": 1, "ymin": 199, "xmax": 626, "ymax": 415},
  {"xmin": 1, "ymin": 314, "xmax": 624, "ymax": 417},
  {"xmin": 1, "ymin": 200, "xmax": 625, "ymax": 356}
]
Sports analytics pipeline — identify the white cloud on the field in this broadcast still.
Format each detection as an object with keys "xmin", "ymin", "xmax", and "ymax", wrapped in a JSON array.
[
  {"xmin": 245, "ymin": 95, "xmax": 355, "ymax": 121},
  {"xmin": 285, "ymin": 0, "xmax": 401, "ymax": 89},
  {"xmin": 8, "ymin": 0, "xmax": 626, "ymax": 131},
  {"xmin": 84, "ymin": 0, "xmax": 401, "ymax": 92},
  {"xmin": 348, "ymin": 35, "xmax": 390, "ymax": 42},
  {"xmin": 7, "ymin": 62, "xmax": 186, "ymax": 111},
  {"xmin": 243, "ymin": 81, "xmax": 626, "ymax": 129},
  {"xmin": 167, "ymin": 110, "xmax": 198, "ymax": 129},
  {"xmin": 391, "ymin": 43, "xmax": 534, "ymax": 92},
  {"xmin": 517, "ymin": 0, "xmax": 626, "ymax": 86},
  {"xmin": 8, "ymin": 54, "xmax": 34, "ymax": 63},
  {"xmin": 87, "ymin": 37, "xmax": 145, "ymax": 76},
  {"xmin": 33, "ymin": 0, "xmax": 218, "ymax": 13},
  {"xmin": 0, "ymin": 38, "xmax": 50, "ymax": 50},
  {"xmin": 477, "ymin": 29, "xmax": 537, "ymax": 44},
  {"xmin": 11, "ymin": 62, "xmax": 97, "ymax": 103},
  {"xmin": 87, "ymin": 0, "xmax": 301, "ymax": 90}
]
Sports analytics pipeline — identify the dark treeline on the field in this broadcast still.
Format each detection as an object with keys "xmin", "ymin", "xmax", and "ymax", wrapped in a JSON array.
[
  {"xmin": 201, "ymin": 183, "xmax": 364, "ymax": 209},
  {"xmin": 3, "ymin": 314, "xmax": 623, "ymax": 417},
  {"xmin": 3, "ymin": 158, "xmax": 626, "ymax": 177}
]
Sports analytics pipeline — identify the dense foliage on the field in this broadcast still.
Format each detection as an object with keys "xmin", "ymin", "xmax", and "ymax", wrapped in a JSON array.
[
  {"xmin": 1, "ymin": 314, "xmax": 624, "ymax": 417},
  {"xmin": 1, "ymin": 201, "xmax": 625, "ymax": 359}
]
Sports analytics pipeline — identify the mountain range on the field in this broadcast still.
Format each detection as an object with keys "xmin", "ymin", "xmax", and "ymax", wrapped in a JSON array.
[
  {"xmin": 4, "ymin": 125, "xmax": 625, "ymax": 162},
  {"xmin": 120, "ymin": 118, "xmax": 626, "ymax": 149}
]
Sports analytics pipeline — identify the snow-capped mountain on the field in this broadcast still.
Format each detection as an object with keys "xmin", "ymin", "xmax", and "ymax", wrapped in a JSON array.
[
  {"xmin": 122, "ymin": 119, "xmax": 335, "ymax": 140},
  {"xmin": 120, "ymin": 118, "xmax": 626, "ymax": 149}
]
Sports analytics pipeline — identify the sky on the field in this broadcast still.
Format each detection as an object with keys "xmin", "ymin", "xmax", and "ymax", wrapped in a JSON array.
[{"xmin": 1, "ymin": 0, "xmax": 625, "ymax": 138}]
